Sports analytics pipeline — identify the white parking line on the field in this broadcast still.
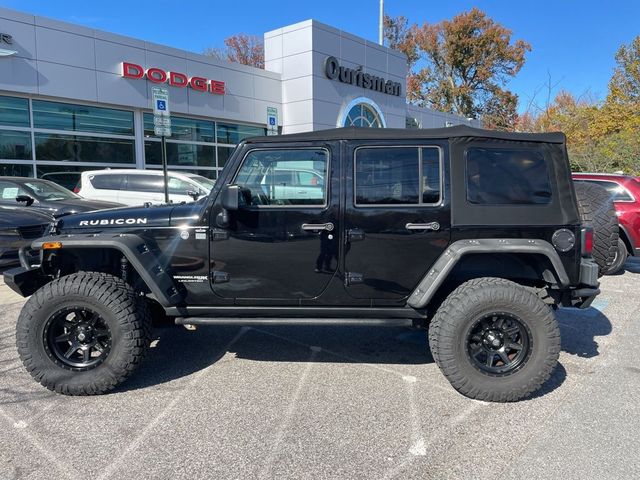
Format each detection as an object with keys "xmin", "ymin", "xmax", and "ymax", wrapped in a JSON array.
[
  {"xmin": 252, "ymin": 327, "xmax": 457, "ymax": 395},
  {"xmin": 0, "ymin": 406, "xmax": 81, "ymax": 480},
  {"xmin": 96, "ymin": 327, "xmax": 250, "ymax": 480},
  {"xmin": 259, "ymin": 347, "xmax": 319, "ymax": 479}
]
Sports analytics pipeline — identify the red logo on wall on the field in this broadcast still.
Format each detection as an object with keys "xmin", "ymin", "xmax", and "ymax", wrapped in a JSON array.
[{"xmin": 121, "ymin": 62, "xmax": 225, "ymax": 95}]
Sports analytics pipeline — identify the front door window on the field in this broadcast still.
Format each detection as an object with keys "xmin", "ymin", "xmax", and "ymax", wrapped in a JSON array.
[{"xmin": 234, "ymin": 149, "xmax": 328, "ymax": 207}]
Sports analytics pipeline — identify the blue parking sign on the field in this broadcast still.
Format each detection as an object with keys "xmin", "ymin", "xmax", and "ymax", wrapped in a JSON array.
[
  {"xmin": 269, "ymin": 116, "xmax": 276, "ymax": 126},
  {"xmin": 157, "ymin": 100, "xmax": 166, "ymax": 111}
]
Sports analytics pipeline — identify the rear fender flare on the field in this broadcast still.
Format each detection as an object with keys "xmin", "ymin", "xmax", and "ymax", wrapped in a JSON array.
[{"xmin": 407, "ymin": 238, "xmax": 570, "ymax": 309}]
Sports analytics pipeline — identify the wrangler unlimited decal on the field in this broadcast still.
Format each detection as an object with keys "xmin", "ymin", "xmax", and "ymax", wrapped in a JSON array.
[{"xmin": 78, "ymin": 218, "xmax": 148, "ymax": 226}]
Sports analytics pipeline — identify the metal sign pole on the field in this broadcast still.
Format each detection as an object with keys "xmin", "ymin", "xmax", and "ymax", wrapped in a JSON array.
[
  {"xmin": 161, "ymin": 135, "xmax": 169, "ymax": 204},
  {"xmin": 151, "ymin": 86, "xmax": 171, "ymax": 204}
]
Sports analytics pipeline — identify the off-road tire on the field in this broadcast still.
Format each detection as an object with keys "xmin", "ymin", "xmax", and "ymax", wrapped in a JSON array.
[
  {"xmin": 428, "ymin": 277, "xmax": 560, "ymax": 402},
  {"xmin": 16, "ymin": 272, "xmax": 151, "ymax": 395},
  {"xmin": 606, "ymin": 237, "xmax": 628, "ymax": 275},
  {"xmin": 574, "ymin": 182, "xmax": 618, "ymax": 276}
]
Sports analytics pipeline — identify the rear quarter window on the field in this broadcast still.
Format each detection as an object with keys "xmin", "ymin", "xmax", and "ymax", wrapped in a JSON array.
[
  {"xmin": 89, "ymin": 174, "xmax": 125, "ymax": 190},
  {"xmin": 466, "ymin": 148, "xmax": 552, "ymax": 205},
  {"xmin": 575, "ymin": 179, "xmax": 634, "ymax": 202}
]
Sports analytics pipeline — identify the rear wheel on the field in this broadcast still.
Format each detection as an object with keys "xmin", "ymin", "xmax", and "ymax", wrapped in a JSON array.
[
  {"xmin": 428, "ymin": 277, "xmax": 560, "ymax": 402},
  {"xmin": 16, "ymin": 272, "xmax": 151, "ymax": 395},
  {"xmin": 606, "ymin": 238, "xmax": 628, "ymax": 275},
  {"xmin": 574, "ymin": 182, "xmax": 618, "ymax": 276}
]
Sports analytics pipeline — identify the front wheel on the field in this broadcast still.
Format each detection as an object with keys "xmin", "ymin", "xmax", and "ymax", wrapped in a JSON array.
[
  {"xmin": 428, "ymin": 278, "xmax": 560, "ymax": 402},
  {"xmin": 16, "ymin": 272, "xmax": 151, "ymax": 395}
]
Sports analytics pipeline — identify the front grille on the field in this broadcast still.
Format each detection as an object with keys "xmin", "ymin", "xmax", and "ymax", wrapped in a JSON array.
[{"xmin": 17, "ymin": 224, "xmax": 47, "ymax": 239}]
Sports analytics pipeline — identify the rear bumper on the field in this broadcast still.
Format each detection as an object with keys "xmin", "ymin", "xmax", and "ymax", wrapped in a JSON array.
[{"xmin": 569, "ymin": 258, "xmax": 600, "ymax": 309}]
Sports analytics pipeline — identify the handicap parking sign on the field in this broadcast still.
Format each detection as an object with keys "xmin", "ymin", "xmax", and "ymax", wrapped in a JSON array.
[
  {"xmin": 269, "ymin": 117, "xmax": 276, "ymax": 126},
  {"xmin": 157, "ymin": 100, "xmax": 167, "ymax": 111}
]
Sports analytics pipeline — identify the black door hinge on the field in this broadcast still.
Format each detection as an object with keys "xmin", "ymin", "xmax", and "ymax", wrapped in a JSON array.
[
  {"xmin": 347, "ymin": 228, "xmax": 365, "ymax": 242},
  {"xmin": 212, "ymin": 271, "xmax": 230, "ymax": 283},
  {"xmin": 345, "ymin": 272, "xmax": 364, "ymax": 286},
  {"xmin": 211, "ymin": 229, "xmax": 229, "ymax": 241}
]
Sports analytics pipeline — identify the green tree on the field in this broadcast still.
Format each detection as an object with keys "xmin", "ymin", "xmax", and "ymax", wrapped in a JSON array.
[
  {"xmin": 384, "ymin": 9, "xmax": 530, "ymax": 129},
  {"xmin": 608, "ymin": 35, "xmax": 640, "ymax": 104}
]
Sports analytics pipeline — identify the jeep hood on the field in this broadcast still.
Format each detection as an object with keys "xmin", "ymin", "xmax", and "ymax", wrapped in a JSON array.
[{"xmin": 56, "ymin": 201, "xmax": 207, "ymax": 231}]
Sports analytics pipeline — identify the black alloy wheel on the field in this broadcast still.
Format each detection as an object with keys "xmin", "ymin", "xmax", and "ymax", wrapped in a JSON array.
[
  {"xmin": 466, "ymin": 313, "xmax": 532, "ymax": 376},
  {"xmin": 44, "ymin": 307, "xmax": 112, "ymax": 371}
]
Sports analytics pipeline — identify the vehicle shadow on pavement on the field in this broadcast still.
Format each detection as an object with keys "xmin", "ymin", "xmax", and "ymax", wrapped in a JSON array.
[
  {"xmin": 608, "ymin": 256, "xmax": 640, "ymax": 275},
  {"xmin": 557, "ymin": 306, "xmax": 612, "ymax": 358},
  {"xmin": 116, "ymin": 324, "xmax": 432, "ymax": 393},
  {"xmin": 622, "ymin": 257, "xmax": 640, "ymax": 274}
]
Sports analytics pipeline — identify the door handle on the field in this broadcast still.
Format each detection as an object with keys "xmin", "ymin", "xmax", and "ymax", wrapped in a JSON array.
[
  {"xmin": 405, "ymin": 222, "xmax": 440, "ymax": 231},
  {"xmin": 302, "ymin": 222, "xmax": 334, "ymax": 232}
]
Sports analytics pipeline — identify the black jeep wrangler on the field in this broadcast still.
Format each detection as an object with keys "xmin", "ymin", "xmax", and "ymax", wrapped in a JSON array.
[{"xmin": 4, "ymin": 126, "xmax": 617, "ymax": 402}]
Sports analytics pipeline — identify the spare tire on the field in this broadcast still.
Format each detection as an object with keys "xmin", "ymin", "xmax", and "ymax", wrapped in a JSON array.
[{"xmin": 573, "ymin": 182, "xmax": 618, "ymax": 276}]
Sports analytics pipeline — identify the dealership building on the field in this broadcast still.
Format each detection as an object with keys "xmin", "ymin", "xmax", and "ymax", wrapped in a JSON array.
[{"xmin": 0, "ymin": 6, "xmax": 476, "ymax": 180}]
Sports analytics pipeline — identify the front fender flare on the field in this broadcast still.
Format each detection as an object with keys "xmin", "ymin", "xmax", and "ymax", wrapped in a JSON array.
[
  {"xmin": 407, "ymin": 238, "xmax": 570, "ymax": 309},
  {"xmin": 31, "ymin": 233, "xmax": 184, "ymax": 307}
]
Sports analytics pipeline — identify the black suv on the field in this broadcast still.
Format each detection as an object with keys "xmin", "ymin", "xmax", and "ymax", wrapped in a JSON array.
[{"xmin": 4, "ymin": 126, "xmax": 615, "ymax": 402}]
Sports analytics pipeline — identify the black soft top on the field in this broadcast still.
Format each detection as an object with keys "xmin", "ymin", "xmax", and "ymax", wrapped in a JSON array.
[{"xmin": 246, "ymin": 125, "xmax": 566, "ymax": 144}]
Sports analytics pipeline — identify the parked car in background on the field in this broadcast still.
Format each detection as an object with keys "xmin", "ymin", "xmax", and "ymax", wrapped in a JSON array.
[
  {"xmin": 40, "ymin": 172, "xmax": 82, "ymax": 192},
  {"xmin": 260, "ymin": 167, "xmax": 325, "ymax": 201},
  {"xmin": 0, "ymin": 206, "xmax": 52, "ymax": 268},
  {"xmin": 573, "ymin": 173, "xmax": 640, "ymax": 273},
  {"xmin": 77, "ymin": 169, "xmax": 215, "ymax": 206},
  {"xmin": 0, "ymin": 177, "xmax": 123, "ymax": 217}
]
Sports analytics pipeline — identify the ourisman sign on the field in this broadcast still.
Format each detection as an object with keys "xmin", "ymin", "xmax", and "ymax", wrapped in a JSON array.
[{"xmin": 324, "ymin": 56, "xmax": 401, "ymax": 97}]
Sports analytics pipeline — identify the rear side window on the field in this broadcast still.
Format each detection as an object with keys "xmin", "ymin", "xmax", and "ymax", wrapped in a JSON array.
[
  {"xmin": 89, "ymin": 174, "xmax": 125, "ymax": 190},
  {"xmin": 466, "ymin": 148, "xmax": 552, "ymax": 205},
  {"xmin": 355, "ymin": 147, "xmax": 441, "ymax": 206},
  {"xmin": 126, "ymin": 175, "xmax": 164, "ymax": 193},
  {"xmin": 577, "ymin": 180, "xmax": 634, "ymax": 202}
]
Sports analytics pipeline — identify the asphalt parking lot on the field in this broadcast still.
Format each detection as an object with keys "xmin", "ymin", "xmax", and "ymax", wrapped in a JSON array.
[{"xmin": 1, "ymin": 262, "xmax": 639, "ymax": 480}]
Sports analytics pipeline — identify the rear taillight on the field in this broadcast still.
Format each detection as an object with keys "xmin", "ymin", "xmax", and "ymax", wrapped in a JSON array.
[
  {"xmin": 581, "ymin": 227, "xmax": 594, "ymax": 256},
  {"xmin": 73, "ymin": 186, "xmax": 80, "ymax": 193}
]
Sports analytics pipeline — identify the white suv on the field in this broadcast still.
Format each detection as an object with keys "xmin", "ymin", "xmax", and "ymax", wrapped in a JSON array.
[{"xmin": 78, "ymin": 169, "xmax": 215, "ymax": 206}]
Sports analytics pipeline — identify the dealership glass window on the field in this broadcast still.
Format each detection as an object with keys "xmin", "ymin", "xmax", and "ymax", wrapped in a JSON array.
[
  {"xmin": 143, "ymin": 113, "xmax": 214, "ymax": 142},
  {"xmin": 0, "ymin": 163, "xmax": 34, "ymax": 177},
  {"xmin": 355, "ymin": 147, "xmax": 441, "ymax": 205},
  {"xmin": 217, "ymin": 123, "xmax": 266, "ymax": 144},
  {"xmin": 0, "ymin": 129, "xmax": 32, "ymax": 160},
  {"xmin": 466, "ymin": 148, "xmax": 552, "ymax": 205},
  {"xmin": 32, "ymin": 100, "xmax": 134, "ymax": 136},
  {"xmin": 35, "ymin": 133, "xmax": 136, "ymax": 164},
  {"xmin": 0, "ymin": 96, "xmax": 30, "ymax": 127},
  {"xmin": 345, "ymin": 103, "xmax": 383, "ymax": 128},
  {"xmin": 145, "ymin": 166, "xmax": 219, "ymax": 181},
  {"xmin": 144, "ymin": 141, "xmax": 215, "ymax": 167},
  {"xmin": 217, "ymin": 146, "xmax": 234, "ymax": 168}
]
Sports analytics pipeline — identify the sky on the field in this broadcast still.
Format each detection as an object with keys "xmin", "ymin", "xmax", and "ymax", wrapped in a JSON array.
[{"xmin": 4, "ymin": 0, "xmax": 639, "ymax": 112}]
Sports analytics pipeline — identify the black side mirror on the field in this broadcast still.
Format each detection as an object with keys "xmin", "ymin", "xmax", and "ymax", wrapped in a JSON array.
[
  {"xmin": 16, "ymin": 195, "xmax": 35, "ymax": 206},
  {"xmin": 186, "ymin": 190, "xmax": 201, "ymax": 201},
  {"xmin": 221, "ymin": 185, "xmax": 240, "ymax": 211}
]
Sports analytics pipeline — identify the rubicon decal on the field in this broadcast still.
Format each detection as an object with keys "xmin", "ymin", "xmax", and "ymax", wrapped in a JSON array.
[
  {"xmin": 78, "ymin": 218, "xmax": 148, "ymax": 226},
  {"xmin": 122, "ymin": 62, "xmax": 225, "ymax": 95}
]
